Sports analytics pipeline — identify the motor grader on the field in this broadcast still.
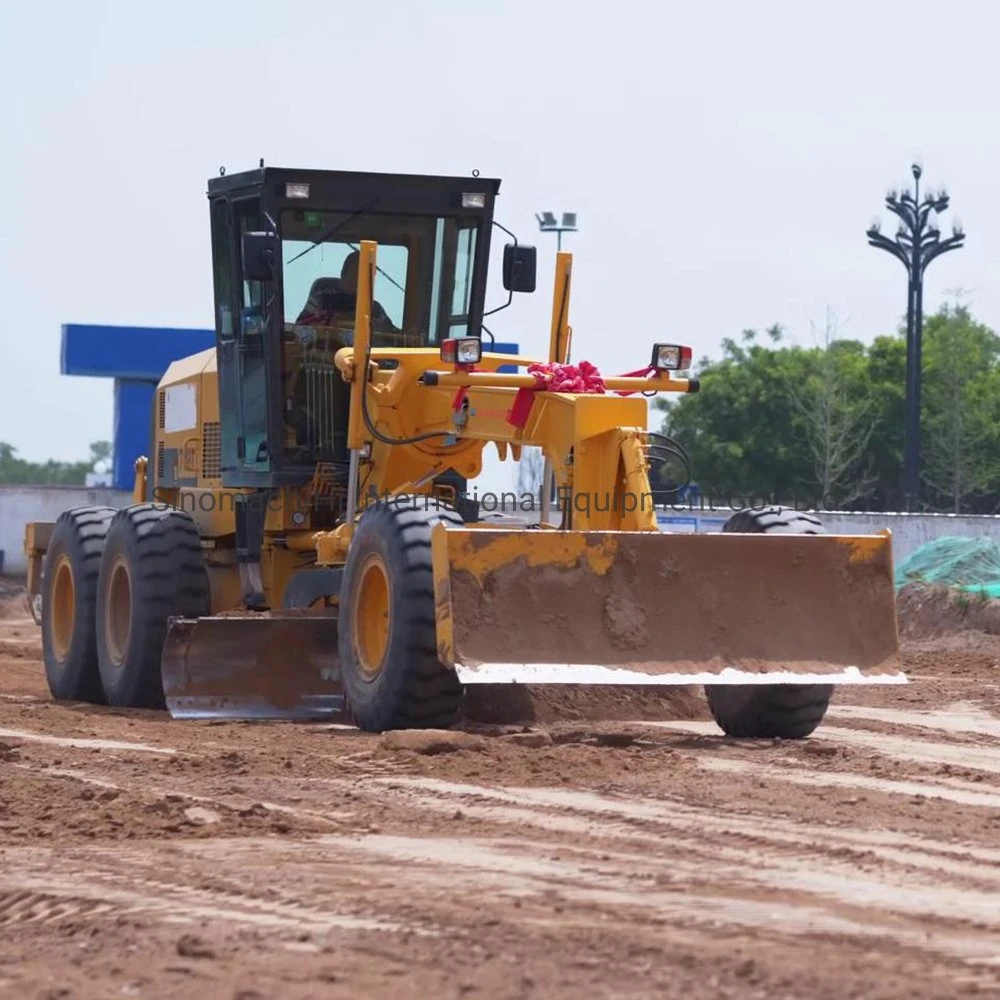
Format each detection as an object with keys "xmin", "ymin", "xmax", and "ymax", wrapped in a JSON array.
[{"xmin": 23, "ymin": 165, "xmax": 905, "ymax": 737}]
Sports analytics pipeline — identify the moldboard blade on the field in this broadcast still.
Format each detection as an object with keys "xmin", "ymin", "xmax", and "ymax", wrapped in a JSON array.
[
  {"xmin": 161, "ymin": 614, "xmax": 343, "ymax": 721},
  {"xmin": 432, "ymin": 527, "xmax": 906, "ymax": 686}
]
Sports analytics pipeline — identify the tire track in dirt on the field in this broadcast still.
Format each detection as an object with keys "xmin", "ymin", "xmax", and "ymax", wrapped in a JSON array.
[
  {"xmin": 0, "ymin": 867, "xmax": 409, "ymax": 934},
  {"xmin": 695, "ymin": 755, "xmax": 1000, "ymax": 809},
  {"xmin": 0, "ymin": 889, "xmax": 119, "ymax": 928},
  {"xmin": 5, "ymin": 586, "xmax": 1000, "ymax": 997},
  {"xmin": 8, "ymin": 743, "xmax": 998, "ymax": 969},
  {"xmin": 0, "ymin": 726, "xmax": 182, "ymax": 755},
  {"xmin": 309, "ymin": 832, "xmax": 1000, "ymax": 964},
  {"xmin": 648, "ymin": 718, "xmax": 1000, "ymax": 773},
  {"xmin": 107, "ymin": 812, "xmax": 1000, "ymax": 969},
  {"xmin": 827, "ymin": 702, "xmax": 1000, "ymax": 738}
]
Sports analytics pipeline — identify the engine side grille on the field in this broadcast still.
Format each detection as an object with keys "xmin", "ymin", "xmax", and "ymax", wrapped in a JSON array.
[{"xmin": 201, "ymin": 422, "xmax": 221, "ymax": 480}]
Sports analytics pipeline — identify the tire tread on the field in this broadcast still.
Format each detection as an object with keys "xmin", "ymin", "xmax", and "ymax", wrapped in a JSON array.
[
  {"xmin": 339, "ymin": 499, "xmax": 464, "ymax": 731},
  {"xmin": 96, "ymin": 503, "xmax": 210, "ymax": 709},
  {"xmin": 41, "ymin": 505, "xmax": 118, "ymax": 703}
]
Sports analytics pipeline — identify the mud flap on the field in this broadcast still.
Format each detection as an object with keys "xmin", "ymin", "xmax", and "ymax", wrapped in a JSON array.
[
  {"xmin": 430, "ymin": 527, "xmax": 907, "ymax": 686},
  {"xmin": 161, "ymin": 613, "xmax": 342, "ymax": 720}
]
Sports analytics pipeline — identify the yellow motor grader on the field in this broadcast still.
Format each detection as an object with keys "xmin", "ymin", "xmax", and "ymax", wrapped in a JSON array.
[{"xmin": 23, "ymin": 165, "xmax": 905, "ymax": 736}]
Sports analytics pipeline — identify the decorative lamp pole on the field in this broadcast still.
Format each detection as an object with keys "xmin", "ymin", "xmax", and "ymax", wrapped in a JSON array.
[{"xmin": 867, "ymin": 163, "xmax": 965, "ymax": 510}]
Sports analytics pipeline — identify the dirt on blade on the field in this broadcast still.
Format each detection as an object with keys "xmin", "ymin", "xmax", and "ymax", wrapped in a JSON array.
[
  {"xmin": 2, "ymin": 580, "xmax": 1000, "ymax": 999},
  {"xmin": 448, "ymin": 532, "xmax": 901, "ymax": 677}
]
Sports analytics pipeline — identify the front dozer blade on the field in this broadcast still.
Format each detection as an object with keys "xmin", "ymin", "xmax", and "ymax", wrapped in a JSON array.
[
  {"xmin": 161, "ymin": 613, "xmax": 342, "ymax": 721},
  {"xmin": 431, "ymin": 528, "xmax": 906, "ymax": 686}
]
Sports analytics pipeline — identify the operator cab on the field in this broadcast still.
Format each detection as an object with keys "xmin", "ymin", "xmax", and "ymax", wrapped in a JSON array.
[{"xmin": 206, "ymin": 166, "xmax": 531, "ymax": 490}]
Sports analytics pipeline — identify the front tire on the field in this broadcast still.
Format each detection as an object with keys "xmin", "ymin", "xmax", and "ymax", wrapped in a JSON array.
[
  {"xmin": 704, "ymin": 506, "xmax": 833, "ymax": 739},
  {"xmin": 338, "ymin": 498, "xmax": 464, "ymax": 732},
  {"xmin": 40, "ymin": 506, "xmax": 117, "ymax": 703},
  {"xmin": 95, "ymin": 504, "xmax": 211, "ymax": 709}
]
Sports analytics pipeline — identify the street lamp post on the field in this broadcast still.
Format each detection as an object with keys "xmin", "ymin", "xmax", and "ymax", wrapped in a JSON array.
[
  {"xmin": 867, "ymin": 164, "xmax": 965, "ymax": 511},
  {"xmin": 536, "ymin": 211, "xmax": 578, "ymax": 251}
]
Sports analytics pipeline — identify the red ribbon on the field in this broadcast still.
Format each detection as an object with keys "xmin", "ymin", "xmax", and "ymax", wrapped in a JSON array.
[
  {"xmin": 505, "ymin": 361, "xmax": 660, "ymax": 427},
  {"xmin": 612, "ymin": 365, "xmax": 660, "ymax": 396},
  {"xmin": 450, "ymin": 364, "xmax": 480, "ymax": 411}
]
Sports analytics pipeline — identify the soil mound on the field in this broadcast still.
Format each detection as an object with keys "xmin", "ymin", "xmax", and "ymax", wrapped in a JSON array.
[
  {"xmin": 462, "ymin": 683, "xmax": 708, "ymax": 725},
  {"xmin": 0, "ymin": 580, "xmax": 30, "ymax": 621},
  {"xmin": 896, "ymin": 582, "xmax": 1000, "ymax": 641}
]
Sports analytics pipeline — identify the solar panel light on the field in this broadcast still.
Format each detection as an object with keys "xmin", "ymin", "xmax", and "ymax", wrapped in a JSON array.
[
  {"xmin": 441, "ymin": 337, "xmax": 482, "ymax": 366},
  {"xmin": 285, "ymin": 182, "xmax": 311, "ymax": 199},
  {"xmin": 651, "ymin": 343, "xmax": 692, "ymax": 371}
]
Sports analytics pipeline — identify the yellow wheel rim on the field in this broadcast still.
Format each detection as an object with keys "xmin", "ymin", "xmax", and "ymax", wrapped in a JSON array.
[
  {"xmin": 104, "ymin": 554, "xmax": 132, "ymax": 668},
  {"xmin": 354, "ymin": 553, "xmax": 391, "ymax": 679},
  {"xmin": 50, "ymin": 554, "xmax": 75, "ymax": 661}
]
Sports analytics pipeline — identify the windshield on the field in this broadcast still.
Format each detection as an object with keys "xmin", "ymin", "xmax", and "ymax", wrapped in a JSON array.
[
  {"xmin": 279, "ymin": 208, "xmax": 480, "ymax": 347},
  {"xmin": 276, "ymin": 207, "xmax": 483, "ymax": 467}
]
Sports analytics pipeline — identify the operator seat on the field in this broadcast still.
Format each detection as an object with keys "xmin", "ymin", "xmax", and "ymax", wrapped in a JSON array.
[
  {"xmin": 295, "ymin": 275, "xmax": 355, "ymax": 326},
  {"xmin": 295, "ymin": 252, "xmax": 403, "ymax": 342}
]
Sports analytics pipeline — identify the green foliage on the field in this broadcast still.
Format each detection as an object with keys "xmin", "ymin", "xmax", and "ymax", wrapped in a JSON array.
[
  {"xmin": 0, "ymin": 441, "xmax": 112, "ymax": 486},
  {"xmin": 920, "ymin": 305, "xmax": 1000, "ymax": 512},
  {"xmin": 656, "ymin": 304, "xmax": 1000, "ymax": 512}
]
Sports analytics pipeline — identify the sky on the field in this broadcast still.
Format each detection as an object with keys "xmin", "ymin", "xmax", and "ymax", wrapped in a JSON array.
[{"xmin": 3, "ymin": 0, "xmax": 999, "ymax": 493}]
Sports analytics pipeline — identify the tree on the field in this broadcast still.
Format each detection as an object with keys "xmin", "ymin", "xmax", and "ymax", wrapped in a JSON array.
[
  {"xmin": 786, "ymin": 310, "xmax": 878, "ymax": 508},
  {"xmin": 861, "ymin": 334, "xmax": 906, "ymax": 510},
  {"xmin": 920, "ymin": 305, "xmax": 1000, "ymax": 512},
  {"xmin": 655, "ymin": 324, "xmax": 820, "ymax": 504},
  {"xmin": 0, "ymin": 441, "xmax": 113, "ymax": 486},
  {"xmin": 654, "ymin": 306, "xmax": 1000, "ymax": 512}
]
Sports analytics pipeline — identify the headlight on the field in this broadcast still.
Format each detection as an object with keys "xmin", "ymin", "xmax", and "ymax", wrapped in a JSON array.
[
  {"xmin": 441, "ymin": 337, "xmax": 482, "ymax": 366},
  {"xmin": 651, "ymin": 343, "xmax": 692, "ymax": 371}
]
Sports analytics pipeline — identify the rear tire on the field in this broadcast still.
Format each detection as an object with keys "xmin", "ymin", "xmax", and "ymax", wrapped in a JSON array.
[
  {"xmin": 338, "ymin": 498, "xmax": 464, "ymax": 732},
  {"xmin": 95, "ymin": 504, "xmax": 211, "ymax": 709},
  {"xmin": 704, "ymin": 506, "xmax": 833, "ymax": 739},
  {"xmin": 40, "ymin": 506, "xmax": 117, "ymax": 703}
]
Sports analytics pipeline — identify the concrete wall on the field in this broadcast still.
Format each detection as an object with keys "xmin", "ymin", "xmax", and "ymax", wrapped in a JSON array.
[
  {"xmin": 0, "ymin": 485, "xmax": 132, "ymax": 575},
  {"xmin": 657, "ymin": 508, "xmax": 1000, "ymax": 564},
  {"xmin": 4, "ymin": 485, "xmax": 997, "ymax": 576}
]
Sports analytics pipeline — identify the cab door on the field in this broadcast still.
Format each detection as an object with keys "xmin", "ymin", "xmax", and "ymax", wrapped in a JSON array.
[
  {"xmin": 210, "ymin": 196, "xmax": 273, "ymax": 482},
  {"xmin": 432, "ymin": 219, "xmax": 480, "ymax": 343}
]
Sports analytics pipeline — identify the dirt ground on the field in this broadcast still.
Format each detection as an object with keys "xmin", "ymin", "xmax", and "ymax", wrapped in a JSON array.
[{"xmin": 2, "ymin": 579, "xmax": 1000, "ymax": 999}]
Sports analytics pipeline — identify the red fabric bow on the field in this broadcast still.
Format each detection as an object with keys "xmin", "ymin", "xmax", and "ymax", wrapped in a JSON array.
[
  {"xmin": 507, "ymin": 361, "xmax": 608, "ymax": 428},
  {"xmin": 443, "ymin": 360, "xmax": 661, "ymax": 431},
  {"xmin": 527, "ymin": 360, "xmax": 606, "ymax": 393}
]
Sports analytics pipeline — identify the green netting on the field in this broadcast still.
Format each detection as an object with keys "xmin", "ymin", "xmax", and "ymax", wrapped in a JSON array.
[{"xmin": 894, "ymin": 535, "xmax": 1000, "ymax": 596}]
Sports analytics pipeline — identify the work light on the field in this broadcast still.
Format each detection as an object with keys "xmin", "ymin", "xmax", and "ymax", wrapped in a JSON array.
[
  {"xmin": 441, "ymin": 337, "xmax": 482, "ymax": 365},
  {"xmin": 651, "ymin": 344, "xmax": 692, "ymax": 371}
]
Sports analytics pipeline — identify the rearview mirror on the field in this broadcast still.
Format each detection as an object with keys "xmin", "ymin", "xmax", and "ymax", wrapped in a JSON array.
[
  {"xmin": 242, "ymin": 231, "xmax": 280, "ymax": 282},
  {"xmin": 502, "ymin": 244, "xmax": 536, "ymax": 293}
]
